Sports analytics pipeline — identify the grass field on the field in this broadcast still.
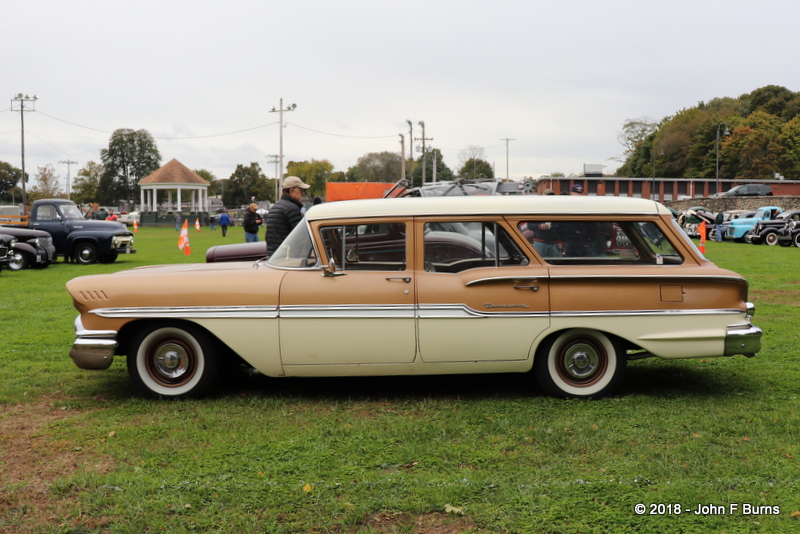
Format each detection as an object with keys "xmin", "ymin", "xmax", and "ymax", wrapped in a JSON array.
[{"xmin": 1, "ymin": 226, "xmax": 799, "ymax": 533}]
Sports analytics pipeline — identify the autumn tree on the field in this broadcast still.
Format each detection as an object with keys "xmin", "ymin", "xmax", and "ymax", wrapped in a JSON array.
[
  {"xmin": 28, "ymin": 164, "xmax": 63, "ymax": 202},
  {"xmin": 99, "ymin": 128, "xmax": 161, "ymax": 205},
  {"xmin": 71, "ymin": 161, "xmax": 105, "ymax": 204},
  {"xmin": 457, "ymin": 145, "xmax": 486, "ymax": 170}
]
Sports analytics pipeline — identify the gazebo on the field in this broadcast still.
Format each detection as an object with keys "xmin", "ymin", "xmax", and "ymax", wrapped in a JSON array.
[{"xmin": 138, "ymin": 159, "xmax": 210, "ymax": 225}]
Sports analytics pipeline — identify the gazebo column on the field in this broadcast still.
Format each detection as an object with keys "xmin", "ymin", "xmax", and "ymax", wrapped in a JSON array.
[
  {"xmin": 177, "ymin": 188, "xmax": 182, "ymax": 213},
  {"xmin": 140, "ymin": 189, "xmax": 145, "ymax": 212}
]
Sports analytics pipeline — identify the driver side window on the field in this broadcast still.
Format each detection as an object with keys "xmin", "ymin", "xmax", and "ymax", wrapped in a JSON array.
[{"xmin": 320, "ymin": 222, "xmax": 407, "ymax": 271}]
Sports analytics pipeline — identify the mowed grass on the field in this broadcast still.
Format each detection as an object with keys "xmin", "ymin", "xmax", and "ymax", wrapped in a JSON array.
[{"xmin": 1, "ymin": 226, "xmax": 799, "ymax": 533}]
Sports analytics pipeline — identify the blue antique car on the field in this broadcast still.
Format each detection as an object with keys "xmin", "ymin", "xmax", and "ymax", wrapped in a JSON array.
[{"xmin": 726, "ymin": 206, "xmax": 782, "ymax": 242}]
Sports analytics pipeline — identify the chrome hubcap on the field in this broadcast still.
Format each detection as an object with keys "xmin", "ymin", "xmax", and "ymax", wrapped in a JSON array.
[
  {"xmin": 563, "ymin": 343, "xmax": 599, "ymax": 379},
  {"xmin": 153, "ymin": 343, "xmax": 189, "ymax": 379}
]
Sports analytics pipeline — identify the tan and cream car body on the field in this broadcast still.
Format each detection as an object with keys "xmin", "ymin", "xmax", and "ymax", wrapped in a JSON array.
[{"xmin": 67, "ymin": 196, "xmax": 761, "ymax": 399}]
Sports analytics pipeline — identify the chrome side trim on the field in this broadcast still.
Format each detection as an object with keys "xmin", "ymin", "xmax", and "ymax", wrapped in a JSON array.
[
  {"xmin": 552, "ymin": 308, "xmax": 745, "ymax": 318},
  {"xmin": 465, "ymin": 276, "xmax": 540, "ymax": 287},
  {"xmin": 280, "ymin": 304, "xmax": 415, "ymax": 319},
  {"xmin": 418, "ymin": 304, "xmax": 547, "ymax": 318},
  {"xmin": 548, "ymin": 274, "xmax": 746, "ymax": 282},
  {"xmin": 90, "ymin": 305, "xmax": 279, "ymax": 319}
]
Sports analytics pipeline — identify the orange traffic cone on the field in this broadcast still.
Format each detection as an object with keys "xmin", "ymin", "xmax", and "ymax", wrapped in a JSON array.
[
  {"xmin": 133, "ymin": 219, "xmax": 138, "ymax": 233},
  {"xmin": 698, "ymin": 221, "xmax": 706, "ymax": 254}
]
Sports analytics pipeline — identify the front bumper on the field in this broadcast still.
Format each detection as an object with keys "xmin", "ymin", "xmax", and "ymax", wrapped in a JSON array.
[{"xmin": 70, "ymin": 316, "xmax": 118, "ymax": 370}]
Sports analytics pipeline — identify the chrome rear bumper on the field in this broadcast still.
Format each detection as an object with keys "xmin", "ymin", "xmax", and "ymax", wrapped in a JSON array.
[{"xmin": 725, "ymin": 323, "xmax": 762, "ymax": 358}]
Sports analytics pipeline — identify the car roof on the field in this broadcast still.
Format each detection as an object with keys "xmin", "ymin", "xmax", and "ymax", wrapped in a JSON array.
[{"xmin": 306, "ymin": 195, "xmax": 671, "ymax": 221}]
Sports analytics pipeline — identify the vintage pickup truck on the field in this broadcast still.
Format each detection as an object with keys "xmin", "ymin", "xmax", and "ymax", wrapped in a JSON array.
[
  {"xmin": 725, "ymin": 206, "xmax": 783, "ymax": 242},
  {"xmin": 19, "ymin": 199, "xmax": 136, "ymax": 264}
]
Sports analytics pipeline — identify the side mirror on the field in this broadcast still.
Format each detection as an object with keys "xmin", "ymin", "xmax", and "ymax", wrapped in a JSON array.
[{"xmin": 322, "ymin": 258, "xmax": 346, "ymax": 277}]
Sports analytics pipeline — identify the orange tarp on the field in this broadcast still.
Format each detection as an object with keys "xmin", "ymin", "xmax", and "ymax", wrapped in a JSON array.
[{"xmin": 326, "ymin": 182, "xmax": 393, "ymax": 202}]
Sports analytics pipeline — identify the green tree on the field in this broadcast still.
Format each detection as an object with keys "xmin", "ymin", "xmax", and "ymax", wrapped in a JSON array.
[
  {"xmin": 286, "ymin": 159, "xmax": 334, "ymax": 198},
  {"xmin": 71, "ymin": 161, "xmax": 105, "ymax": 204},
  {"xmin": 194, "ymin": 169, "xmax": 220, "ymax": 196},
  {"xmin": 411, "ymin": 148, "xmax": 452, "ymax": 187},
  {"xmin": 459, "ymin": 158, "xmax": 494, "ymax": 180},
  {"xmin": 223, "ymin": 162, "xmax": 273, "ymax": 206},
  {"xmin": 0, "ymin": 160, "xmax": 25, "ymax": 202},
  {"xmin": 352, "ymin": 151, "xmax": 403, "ymax": 182},
  {"xmin": 99, "ymin": 129, "xmax": 161, "ymax": 205}
]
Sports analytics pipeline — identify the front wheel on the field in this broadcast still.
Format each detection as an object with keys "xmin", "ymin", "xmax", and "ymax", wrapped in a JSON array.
[
  {"xmin": 127, "ymin": 324, "xmax": 221, "ymax": 399},
  {"xmin": 794, "ymin": 232, "xmax": 800, "ymax": 248},
  {"xmin": 73, "ymin": 243, "xmax": 98, "ymax": 265},
  {"xmin": 764, "ymin": 231, "xmax": 779, "ymax": 246},
  {"xmin": 534, "ymin": 329, "xmax": 626, "ymax": 399},
  {"xmin": 8, "ymin": 251, "xmax": 29, "ymax": 271}
]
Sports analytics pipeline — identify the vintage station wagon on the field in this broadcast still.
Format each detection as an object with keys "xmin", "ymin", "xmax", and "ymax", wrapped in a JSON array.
[{"xmin": 67, "ymin": 196, "xmax": 762, "ymax": 399}]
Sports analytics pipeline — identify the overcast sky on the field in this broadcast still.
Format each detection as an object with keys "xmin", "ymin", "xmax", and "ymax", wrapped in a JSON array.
[{"xmin": 3, "ymin": 0, "xmax": 800, "ymax": 192}]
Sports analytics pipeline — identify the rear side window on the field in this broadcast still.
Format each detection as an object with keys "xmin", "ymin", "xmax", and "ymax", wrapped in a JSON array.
[
  {"xmin": 423, "ymin": 221, "xmax": 528, "ymax": 273},
  {"xmin": 518, "ymin": 220, "xmax": 683, "ymax": 265}
]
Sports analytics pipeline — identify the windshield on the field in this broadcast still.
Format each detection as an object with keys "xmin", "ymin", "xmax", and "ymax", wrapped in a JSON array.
[
  {"xmin": 60, "ymin": 204, "xmax": 85, "ymax": 220},
  {"xmin": 266, "ymin": 222, "xmax": 318, "ymax": 268}
]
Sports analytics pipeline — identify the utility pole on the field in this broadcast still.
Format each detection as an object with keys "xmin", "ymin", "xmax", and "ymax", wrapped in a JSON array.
[
  {"xmin": 398, "ymin": 134, "xmax": 405, "ymax": 182},
  {"xmin": 405, "ymin": 120, "xmax": 414, "ymax": 183},
  {"xmin": 416, "ymin": 121, "xmax": 433, "ymax": 184},
  {"xmin": 500, "ymin": 138, "xmax": 515, "ymax": 180},
  {"xmin": 11, "ymin": 93, "xmax": 38, "ymax": 213},
  {"xmin": 59, "ymin": 159, "xmax": 78, "ymax": 200},
  {"xmin": 269, "ymin": 99, "xmax": 296, "ymax": 189},
  {"xmin": 267, "ymin": 154, "xmax": 280, "ymax": 200}
]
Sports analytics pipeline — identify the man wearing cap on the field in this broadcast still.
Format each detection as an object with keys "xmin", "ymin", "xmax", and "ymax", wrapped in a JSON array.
[{"xmin": 266, "ymin": 176, "xmax": 311, "ymax": 256}]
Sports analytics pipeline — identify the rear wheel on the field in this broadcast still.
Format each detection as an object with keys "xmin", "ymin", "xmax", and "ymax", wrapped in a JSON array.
[
  {"xmin": 534, "ymin": 329, "xmax": 626, "ymax": 399},
  {"xmin": 794, "ymin": 233, "xmax": 800, "ymax": 248},
  {"xmin": 127, "ymin": 324, "xmax": 221, "ymax": 399}
]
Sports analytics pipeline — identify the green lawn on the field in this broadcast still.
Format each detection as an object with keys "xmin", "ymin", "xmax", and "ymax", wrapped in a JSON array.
[{"xmin": 1, "ymin": 228, "xmax": 799, "ymax": 533}]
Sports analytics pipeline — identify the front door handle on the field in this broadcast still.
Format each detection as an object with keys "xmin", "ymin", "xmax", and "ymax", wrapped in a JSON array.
[
  {"xmin": 386, "ymin": 277, "xmax": 411, "ymax": 283},
  {"xmin": 514, "ymin": 285, "xmax": 539, "ymax": 292}
]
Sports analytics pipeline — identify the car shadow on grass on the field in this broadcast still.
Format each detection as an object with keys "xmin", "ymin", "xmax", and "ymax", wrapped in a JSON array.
[{"xmin": 87, "ymin": 356, "xmax": 762, "ymax": 403}]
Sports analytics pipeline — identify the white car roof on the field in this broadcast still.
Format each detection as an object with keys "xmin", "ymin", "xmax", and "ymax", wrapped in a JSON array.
[{"xmin": 305, "ymin": 195, "xmax": 670, "ymax": 221}]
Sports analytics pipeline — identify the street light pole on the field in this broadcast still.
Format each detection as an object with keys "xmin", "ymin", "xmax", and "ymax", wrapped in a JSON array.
[
  {"xmin": 715, "ymin": 122, "xmax": 730, "ymax": 196},
  {"xmin": 59, "ymin": 159, "xmax": 78, "ymax": 200},
  {"xmin": 501, "ymin": 138, "xmax": 515, "ymax": 180},
  {"xmin": 11, "ymin": 93, "xmax": 38, "ymax": 213},
  {"xmin": 269, "ymin": 99, "xmax": 296, "ymax": 189}
]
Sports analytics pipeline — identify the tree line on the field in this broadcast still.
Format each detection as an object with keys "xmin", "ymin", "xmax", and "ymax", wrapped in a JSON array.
[
  {"xmin": 616, "ymin": 85, "xmax": 800, "ymax": 181},
  {"xmin": 1, "ymin": 130, "xmax": 499, "ymax": 208}
]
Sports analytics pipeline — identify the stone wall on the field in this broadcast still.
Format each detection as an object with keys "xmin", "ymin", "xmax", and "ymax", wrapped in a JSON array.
[{"xmin": 665, "ymin": 197, "xmax": 800, "ymax": 213}]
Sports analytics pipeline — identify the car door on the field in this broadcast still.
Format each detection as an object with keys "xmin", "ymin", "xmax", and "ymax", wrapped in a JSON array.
[
  {"xmin": 415, "ymin": 218, "xmax": 550, "ymax": 363},
  {"xmin": 278, "ymin": 220, "xmax": 417, "ymax": 366},
  {"xmin": 29, "ymin": 203, "xmax": 68, "ymax": 252}
]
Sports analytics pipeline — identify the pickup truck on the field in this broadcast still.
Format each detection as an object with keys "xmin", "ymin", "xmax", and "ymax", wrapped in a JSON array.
[
  {"xmin": 16, "ymin": 199, "xmax": 136, "ymax": 264},
  {"xmin": 725, "ymin": 206, "xmax": 783, "ymax": 242}
]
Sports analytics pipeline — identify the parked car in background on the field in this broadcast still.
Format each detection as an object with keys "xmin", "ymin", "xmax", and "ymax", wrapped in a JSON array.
[
  {"xmin": 117, "ymin": 212, "xmax": 140, "ymax": 227},
  {"xmin": 726, "ymin": 206, "xmax": 783, "ymax": 242},
  {"xmin": 680, "ymin": 207, "xmax": 715, "ymax": 237},
  {"xmin": 67, "ymin": 196, "xmax": 761, "ymax": 401},
  {"xmin": 0, "ymin": 226, "xmax": 56, "ymax": 270},
  {"xmin": 746, "ymin": 210, "xmax": 800, "ymax": 246},
  {"xmin": 719, "ymin": 184, "xmax": 774, "ymax": 197},
  {"xmin": 384, "ymin": 178, "xmax": 525, "ymax": 198},
  {"xmin": 0, "ymin": 234, "xmax": 16, "ymax": 271},
  {"xmin": 777, "ymin": 217, "xmax": 800, "ymax": 247},
  {"xmin": 708, "ymin": 210, "xmax": 754, "ymax": 241}
]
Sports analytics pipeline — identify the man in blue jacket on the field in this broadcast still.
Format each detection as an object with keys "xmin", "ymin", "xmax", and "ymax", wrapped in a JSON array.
[{"xmin": 266, "ymin": 176, "xmax": 310, "ymax": 256}]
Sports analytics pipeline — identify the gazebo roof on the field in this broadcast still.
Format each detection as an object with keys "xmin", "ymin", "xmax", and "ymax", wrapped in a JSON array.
[{"xmin": 139, "ymin": 159, "xmax": 208, "ymax": 186}]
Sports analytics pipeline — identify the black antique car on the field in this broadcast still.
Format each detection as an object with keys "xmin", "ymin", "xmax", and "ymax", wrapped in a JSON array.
[
  {"xmin": 0, "ymin": 225, "xmax": 56, "ymax": 269},
  {"xmin": 747, "ymin": 210, "xmax": 800, "ymax": 246},
  {"xmin": 0, "ymin": 234, "xmax": 16, "ymax": 272}
]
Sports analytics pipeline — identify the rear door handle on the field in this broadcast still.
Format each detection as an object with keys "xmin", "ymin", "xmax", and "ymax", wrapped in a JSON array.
[
  {"xmin": 514, "ymin": 285, "xmax": 539, "ymax": 292},
  {"xmin": 386, "ymin": 277, "xmax": 411, "ymax": 283}
]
